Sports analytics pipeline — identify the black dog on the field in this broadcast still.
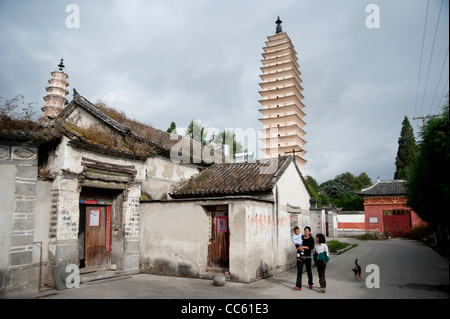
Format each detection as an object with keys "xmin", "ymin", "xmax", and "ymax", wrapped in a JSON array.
[{"xmin": 352, "ymin": 259, "xmax": 361, "ymax": 280}]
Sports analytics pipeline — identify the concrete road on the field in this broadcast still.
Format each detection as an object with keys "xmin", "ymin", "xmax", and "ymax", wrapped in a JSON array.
[{"xmin": 3, "ymin": 238, "xmax": 448, "ymax": 300}]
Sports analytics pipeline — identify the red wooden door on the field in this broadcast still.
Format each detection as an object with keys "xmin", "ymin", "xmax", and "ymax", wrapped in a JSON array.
[
  {"xmin": 85, "ymin": 206, "xmax": 109, "ymax": 268},
  {"xmin": 383, "ymin": 211, "xmax": 411, "ymax": 237},
  {"xmin": 208, "ymin": 206, "xmax": 229, "ymax": 269}
]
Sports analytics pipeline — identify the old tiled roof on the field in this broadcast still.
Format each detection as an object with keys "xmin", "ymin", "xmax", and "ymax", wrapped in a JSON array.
[
  {"xmin": 58, "ymin": 90, "xmax": 221, "ymax": 164},
  {"xmin": 358, "ymin": 180, "xmax": 407, "ymax": 196},
  {"xmin": 0, "ymin": 127, "xmax": 60, "ymax": 145},
  {"xmin": 171, "ymin": 155, "xmax": 298, "ymax": 198}
]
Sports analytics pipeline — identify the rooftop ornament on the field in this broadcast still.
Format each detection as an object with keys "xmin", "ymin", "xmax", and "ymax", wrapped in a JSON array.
[
  {"xmin": 58, "ymin": 58, "xmax": 65, "ymax": 71},
  {"xmin": 275, "ymin": 16, "xmax": 282, "ymax": 33}
]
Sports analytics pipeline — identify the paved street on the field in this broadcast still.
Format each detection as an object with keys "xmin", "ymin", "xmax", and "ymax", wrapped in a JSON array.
[{"xmin": 3, "ymin": 237, "xmax": 448, "ymax": 300}]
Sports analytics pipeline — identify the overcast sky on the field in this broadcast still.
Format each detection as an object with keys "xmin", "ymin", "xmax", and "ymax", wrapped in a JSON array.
[{"xmin": 1, "ymin": 0, "xmax": 448, "ymax": 184}]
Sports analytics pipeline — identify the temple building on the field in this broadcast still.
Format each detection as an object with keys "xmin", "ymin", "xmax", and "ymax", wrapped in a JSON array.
[{"xmin": 258, "ymin": 17, "xmax": 307, "ymax": 172}]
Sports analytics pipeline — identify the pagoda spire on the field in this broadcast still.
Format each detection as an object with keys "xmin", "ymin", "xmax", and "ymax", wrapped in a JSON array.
[{"xmin": 275, "ymin": 16, "xmax": 283, "ymax": 33}]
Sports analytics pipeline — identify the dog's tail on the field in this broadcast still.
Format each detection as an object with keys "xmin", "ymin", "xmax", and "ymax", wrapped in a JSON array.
[{"xmin": 355, "ymin": 259, "xmax": 359, "ymax": 265}]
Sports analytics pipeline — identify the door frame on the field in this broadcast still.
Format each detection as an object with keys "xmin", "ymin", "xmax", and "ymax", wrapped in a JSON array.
[{"xmin": 206, "ymin": 205, "xmax": 230, "ymax": 271}]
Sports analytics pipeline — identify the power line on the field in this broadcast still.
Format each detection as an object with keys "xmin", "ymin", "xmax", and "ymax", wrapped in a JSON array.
[
  {"xmin": 435, "ymin": 76, "xmax": 449, "ymax": 114},
  {"xmin": 306, "ymin": 134, "xmax": 416, "ymax": 170},
  {"xmin": 413, "ymin": 0, "xmax": 430, "ymax": 117},
  {"xmin": 419, "ymin": 0, "xmax": 444, "ymax": 116},
  {"xmin": 306, "ymin": 145, "xmax": 396, "ymax": 170},
  {"xmin": 429, "ymin": 46, "xmax": 449, "ymax": 114}
]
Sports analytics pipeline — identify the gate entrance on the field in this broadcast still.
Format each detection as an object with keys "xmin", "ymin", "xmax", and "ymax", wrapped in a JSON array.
[
  {"xmin": 78, "ymin": 187, "xmax": 122, "ymax": 270},
  {"xmin": 383, "ymin": 209, "xmax": 411, "ymax": 237},
  {"xmin": 207, "ymin": 205, "xmax": 229, "ymax": 271}
]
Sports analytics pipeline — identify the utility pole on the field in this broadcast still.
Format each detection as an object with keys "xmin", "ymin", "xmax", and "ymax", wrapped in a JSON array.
[
  {"xmin": 413, "ymin": 114, "xmax": 438, "ymax": 126},
  {"xmin": 285, "ymin": 149, "xmax": 304, "ymax": 158}
]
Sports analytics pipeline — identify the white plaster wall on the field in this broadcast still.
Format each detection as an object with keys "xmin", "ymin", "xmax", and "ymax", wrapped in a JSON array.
[
  {"xmin": 309, "ymin": 208, "xmax": 326, "ymax": 236},
  {"xmin": 240, "ymin": 200, "xmax": 279, "ymax": 282},
  {"xmin": 32, "ymin": 180, "xmax": 52, "ymax": 264},
  {"xmin": 0, "ymin": 165, "xmax": 16, "ymax": 269},
  {"xmin": 142, "ymin": 156, "xmax": 200, "ymax": 200},
  {"xmin": 139, "ymin": 201, "xmax": 209, "ymax": 277},
  {"xmin": 66, "ymin": 107, "xmax": 115, "ymax": 137},
  {"xmin": 272, "ymin": 161, "xmax": 311, "ymax": 266},
  {"xmin": 337, "ymin": 214, "xmax": 365, "ymax": 224},
  {"xmin": 276, "ymin": 162, "xmax": 310, "ymax": 210}
]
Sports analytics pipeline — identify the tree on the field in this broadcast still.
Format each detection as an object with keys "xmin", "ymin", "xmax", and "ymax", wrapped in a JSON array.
[
  {"xmin": 319, "ymin": 172, "xmax": 372, "ymax": 211},
  {"xmin": 407, "ymin": 100, "xmax": 449, "ymax": 239},
  {"xmin": 212, "ymin": 129, "xmax": 244, "ymax": 158},
  {"xmin": 305, "ymin": 175, "xmax": 330, "ymax": 207},
  {"xmin": 167, "ymin": 121, "xmax": 177, "ymax": 134},
  {"xmin": 355, "ymin": 172, "xmax": 372, "ymax": 189},
  {"xmin": 186, "ymin": 119, "xmax": 207, "ymax": 146},
  {"xmin": 0, "ymin": 94, "xmax": 39, "ymax": 130},
  {"xmin": 394, "ymin": 116, "xmax": 417, "ymax": 179}
]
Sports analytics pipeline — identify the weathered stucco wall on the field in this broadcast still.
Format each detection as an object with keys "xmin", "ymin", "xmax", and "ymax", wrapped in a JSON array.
[
  {"xmin": 0, "ymin": 144, "xmax": 44, "ymax": 292},
  {"xmin": 140, "ymin": 198, "xmax": 298, "ymax": 283},
  {"xmin": 139, "ymin": 201, "xmax": 209, "ymax": 278},
  {"xmin": 142, "ymin": 156, "xmax": 200, "ymax": 200},
  {"xmin": 239, "ymin": 200, "xmax": 279, "ymax": 282},
  {"xmin": 273, "ymin": 161, "xmax": 312, "ymax": 263},
  {"xmin": 139, "ymin": 161, "xmax": 313, "ymax": 283},
  {"xmin": 0, "ymin": 164, "xmax": 16, "ymax": 270}
]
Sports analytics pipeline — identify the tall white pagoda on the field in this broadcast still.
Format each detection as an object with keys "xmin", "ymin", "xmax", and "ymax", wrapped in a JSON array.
[{"xmin": 258, "ymin": 17, "xmax": 307, "ymax": 172}]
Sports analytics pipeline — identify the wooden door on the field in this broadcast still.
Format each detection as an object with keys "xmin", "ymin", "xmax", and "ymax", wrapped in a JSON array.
[
  {"xmin": 383, "ymin": 210, "xmax": 411, "ymax": 237},
  {"xmin": 208, "ymin": 206, "xmax": 229, "ymax": 270},
  {"xmin": 85, "ymin": 206, "xmax": 109, "ymax": 268}
]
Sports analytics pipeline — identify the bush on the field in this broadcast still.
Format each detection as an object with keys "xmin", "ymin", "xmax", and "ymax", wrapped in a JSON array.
[
  {"xmin": 408, "ymin": 225, "xmax": 430, "ymax": 240},
  {"xmin": 355, "ymin": 232, "xmax": 380, "ymax": 240}
]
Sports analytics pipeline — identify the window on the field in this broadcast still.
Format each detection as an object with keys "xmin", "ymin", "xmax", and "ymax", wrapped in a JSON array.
[
  {"xmin": 384, "ymin": 210, "xmax": 410, "ymax": 216},
  {"xmin": 369, "ymin": 217, "xmax": 378, "ymax": 224}
]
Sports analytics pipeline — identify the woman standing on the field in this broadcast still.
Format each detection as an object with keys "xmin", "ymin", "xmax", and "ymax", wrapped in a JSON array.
[
  {"xmin": 294, "ymin": 226, "xmax": 315, "ymax": 290},
  {"xmin": 313, "ymin": 233, "xmax": 330, "ymax": 293}
]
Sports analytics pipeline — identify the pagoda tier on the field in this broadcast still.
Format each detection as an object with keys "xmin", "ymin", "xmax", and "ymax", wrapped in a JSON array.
[{"xmin": 258, "ymin": 19, "xmax": 306, "ymax": 171}]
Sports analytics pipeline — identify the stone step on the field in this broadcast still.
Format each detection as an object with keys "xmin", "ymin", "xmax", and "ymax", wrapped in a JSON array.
[
  {"xmin": 199, "ymin": 272, "xmax": 224, "ymax": 280},
  {"xmin": 80, "ymin": 270, "xmax": 123, "ymax": 283}
]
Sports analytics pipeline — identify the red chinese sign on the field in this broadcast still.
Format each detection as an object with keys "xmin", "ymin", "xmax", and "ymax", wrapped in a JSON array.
[
  {"xmin": 217, "ymin": 216, "xmax": 228, "ymax": 233},
  {"xmin": 106, "ymin": 206, "xmax": 111, "ymax": 252}
]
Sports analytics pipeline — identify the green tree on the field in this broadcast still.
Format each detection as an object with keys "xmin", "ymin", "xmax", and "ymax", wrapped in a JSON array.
[
  {"xmin": 407, "ymin": 100, "xmax": 449, "ymax": 235},
  {"xmin": 213, "ymin": 129, "xmax": 243, "ymax": 157},
  {"xmin": 305, "ymin": 175, "xmax": 330, "ymax": 207},
  {"xmin": 319, "ymin": 172, "xmax": 372, "ymax": 211},
  {"xmin": 394, "ymin": 116, "xmax": 417, "ymax": 179},
  {"xmin": 355, "ymin": 172, "xmax": 372, "ymax": 190},
  {"xmin": 166, "ymin": 121, "xmax": 177, "ymax": 134},
  {"xmin": 186, "ymin": 119, "xmax": 207, "ymax": 146}
]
